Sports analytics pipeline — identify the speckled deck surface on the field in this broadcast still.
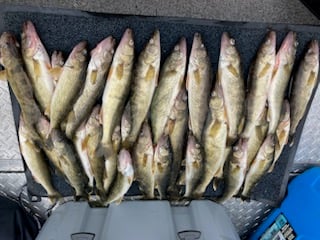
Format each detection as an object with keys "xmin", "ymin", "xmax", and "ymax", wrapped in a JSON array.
[{"xmin": 1, "ymin": 5, "xmax": 320, "ymax": 206}]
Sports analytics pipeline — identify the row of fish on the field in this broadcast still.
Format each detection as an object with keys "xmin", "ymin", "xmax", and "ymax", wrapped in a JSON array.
[{"xmin": 0, "ymin": 21, "xmax": 319, "ymax": 204}]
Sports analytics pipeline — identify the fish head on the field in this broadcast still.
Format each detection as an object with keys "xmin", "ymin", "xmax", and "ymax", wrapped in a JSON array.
[
  {"xmin": 118, "ymin": 149, "xmax": 134, "ymax": 177},
  {"xmin": 36, "ymin": 116, "xmax": 51, "ymax": 137},
  {"xmin": 263, "ymin": 134, "xmax": 276, "ymax": 156},
  {"xmin": 111, "ymin": 125, "xmax": 121, "ymax": 144},
  {"xmin": 174, "ymin": 88, "xmax": 188, "ymax": 112},
  {"xmin": 187, "ymin": 133, "xmax": 203, "ymax": 167},
  {"xmin": 168, "ymin": 37, "xmax": 187, "ymax": 70},
  {"xmin": 139, "ymin": 122, "xmax": 153, "ymax": 149},
  {"xmin": 259, "ymin": 31, "xmax": 276, "ymax": 60},
  {"xmin": 21, "ymin": 21, "xmax": 40, "ymax": 57},
  {"xmin": 0, "ymin": 32, "xmax": 20, "ymax": 66},
  {"xmin": 189, "ymin": 33, "xmax": 209, "ymax": 67},
  {"xmin": 90, "ymin": 36, "xmax": 115, "ymax": 70},
  {"xmin": 155, "ymin": 135, "xmax": 171, "ymax": 165},
  {"xmin": 232, "ymin": 138, "xmax": 248, "ymax": 165},
  {"xmin": 276, "ymin": 31, "xmax": 297, "ymax": 67},
  {"xmin": 220, "ymin": 32, "xmax": 240, "ymax": 66},
  {"xmin": 68, "ymin": 41, "xmax": 87, "ymax": 65},
  {"xmin": 209, "ymin": 90, "xmax": 225, "ymax": 122},
  {"xmin": 304, "ymin": 40, "xmax": 319, "ymax": 68},
  {"xmin": 117, "ymin": 28, "xmax": 134, "ymax": 63},
  {"xmin": 143, "ymin": 30, "xmax": 161, "ymax": 65}
]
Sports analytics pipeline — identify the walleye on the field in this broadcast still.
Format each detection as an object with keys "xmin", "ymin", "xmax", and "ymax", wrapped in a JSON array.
[
  {"xmin": 247, "ymin": 108, "xmax": 269, "ymax": 167},
  {"xmin": 187, "ymin": 33, "xmax": 212, "ymax": 142},
  {"xmin": 290, "ymin": 40, "xmax": 319, "ymax": 138},
  {"xmin": 37, "ymin": 117, "xmax": 88, "ymax": 198},
  {"xmin": 268, "ymin": 31, "xmax": 296, "ymax": 134},
  {"xmin": 184, "ymin": 133, "xmax": 204, "ymax": 198},
  {"xmin": 167, "ymin": 89, "xmax": 188, "ymax": 196},
  {"xmin": 217, "ymin": 32, "xmax": 245, "ymax": 143},
  {"xmin": 0, "ymin": 32, "xmax": 42, "ymax": 142},
  {"xmin": 242, "ymin": 31, "xmax": 276, "ymax": 138},
  {"xmin": 132, "ymin": 121, "xmax": 155, "ymax": 199},
  {"xmin": 101, "ymin": 29, "xmax": 134, "ymax": 151},
  {"xmin": 85, "ymin": 105, "xmax": 105, "ymax": 195},
  {"xmin": 154, "ymin": 135, "xmax": 172, "ymax": 199},
  {"xmin": 193, "ymin": 88, "xmax": 227, "ymax": 196},
  {"xmin": 73, "ymin": 123, "xmax": 94, "ymax": 188},
  {"xmin": 65, "ymin": 37, "xmax": 115, "ymax": 139},
  {"xmin": 242, "ymin": 134, "xmax": 275, "ymax": 197},
  {"xmin": 124, "ymin": 31, "xmax": 161, "ymax": 147},
  {"xmin": 19, "ymin": 117, "xmax": 60, "ymax": 202},
  {"xmin": 105, "ymin": 149, "xmax": 134, "ymax": 204},
  {"xmin": 269, "ymin": 100, "xmax": 290, "ymax": 172},
  {"xmin": 21, "ymin": 21, "xmax": 55, "ymax": 116},
  {"xmin": 50, "ymin": 41, "xmax": 87, "ymax": 130},
  {"xmin": 150, "ymin": 38, "xmax": 187, "ymax": 144},
  {"xmin": 217, "ymin": 138, "xmax": 248, "ymax": 202}
]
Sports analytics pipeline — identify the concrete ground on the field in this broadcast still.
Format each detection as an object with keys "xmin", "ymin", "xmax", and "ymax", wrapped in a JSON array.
[{"xmin": 0, "ymin": 0, "xmax": 319, "ymax": 25}]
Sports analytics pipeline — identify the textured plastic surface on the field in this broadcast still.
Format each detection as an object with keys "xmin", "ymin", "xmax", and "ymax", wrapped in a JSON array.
[
  {"xmin": 249, "ymin": 167, "xmax": 320, "ymax": 239},
  {"xmin": 36, "ymin": 200, "xmax": 239, "ymax": 240},
  {"xmin": 1, "ymin": 5, "xmax": 320, "ymax": 205}
]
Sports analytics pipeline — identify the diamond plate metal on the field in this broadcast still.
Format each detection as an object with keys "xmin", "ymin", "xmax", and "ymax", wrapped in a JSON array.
[
  {"xmin": 294, "ymin": 84, "xmax": 320, "ymax": 165},
  {"xmin": 0, "ymin": 80, "xmax": 24, "ymax": 172},
  {"xmin": 222, "ymin": 198, "xmax": 273, "ymax": 239}
]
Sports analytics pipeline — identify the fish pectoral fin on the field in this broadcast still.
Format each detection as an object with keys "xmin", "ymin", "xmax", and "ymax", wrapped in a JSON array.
[
  {"xmin": 307, "ymin": 71, "xmax": 317, "ymax": 87},
  {"xmin": 0, "ymin": 70, "xmax": 7, "ymax": 81},
  {"xmin": 81, "ymin": 135, "xmax": 90, "ymax": 151},
  {"xmin": 145, "ymin": 65, "xmax": 156, "ymax": 81},
  {"xmin": 90, "ymin": 70, "xmax": 98, "ymax": 84}
]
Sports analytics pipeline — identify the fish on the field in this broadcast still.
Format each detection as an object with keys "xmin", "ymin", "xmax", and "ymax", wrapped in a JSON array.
[
  {"xmin": 124, "ymin": 30, "xmax": 161, "ymax": 147},
  {"xmin": 150, "ymin": 38, "xmax": 187, "ymax": 144},
  {"xmin": 21, "ymin": 21, "xmax": 55, "ymax": 116},
  {"xmin": 184, "ymin": 133, "xmax": 204, "ymax": 198},
  {"xmin": 216, "ymin": 32, "xmax": 245, "ymax": 143},
  {"xmin": 73, "ymin": 123, "xmax": 94, "ymax": 188},
  {"xmin": 186, "ymin": 33, "xmax": 212, "ymax": 142},
  {"xmin": 269, "ymin": 100, "xmax": 290, "ymax": 172},
  {"xmin": 65, "ymin": 37, "xmax": 115, "ymax": 139},
  {"xmin": 242, "ymin": 134, "xmax": 275, "ymax": 197},
  {"xmin": 290, "ymin": 40, "xmax": 319, "ymax": 138},
  {"xmin": 50, "ymin": 41, "xmax": 87, "ymax": 130},
  {"xmin": 267, "ymin": 31, "xmax": 297, "ymax": 134},
  {"xmin": 132, "ymin": 121, "xmax": 155, "ymax": 199},
  {"xmin": 0, "ymin": 32, "xmax": 42, "ymax": 142},
  {"xmin": 242, "ymin": 31, "xmax": 276, "ymax": 138},
  {"xmin": 36, "ymin": 117, "xmax": 88, "ymax": 198},
  {"xmin": 217, "ymin": 138, "xmax": 248, "ymax": 202},
  {"xmin": 154, "ymin": 135, "xmax": 172, "ymax": 199},
  {"xmin": 18, "ymin": 116, "xmax": 61, "ymax": 202},
  {"xmin": 85, "ymin": 105, "xmax": 105, "ymax": 195},
  {"xmin": 105, "ymin": 149, "xmax": 134, "ymax": 204},
  {"xmin": 246, "ymin": 108, "xmax": 269, "ymax": 167},
  {"xmin": 166, "ymin": 88, "xmax": 188, "ymax": 197},
  {"xmin": 101, "ymin": 29, "xmax": 134, "ymax": 151},
  {"xmin": 193, "ymin": 89, "xmax": 227, "ymax": 196}
]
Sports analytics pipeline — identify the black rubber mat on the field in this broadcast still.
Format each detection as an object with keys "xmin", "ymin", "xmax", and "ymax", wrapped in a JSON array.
[{"xmin": 1, "ymin": 4, "xmax": 320, "ymax": 206}]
